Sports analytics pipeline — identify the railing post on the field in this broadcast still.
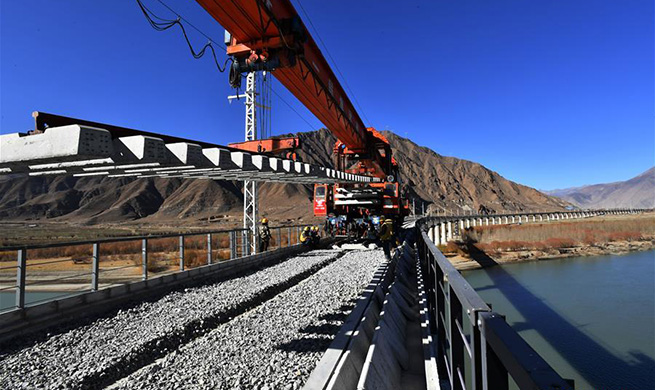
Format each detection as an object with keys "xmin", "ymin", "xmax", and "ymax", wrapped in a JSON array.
[
  {"xmin": 207, "ymin": 233, "xmax": 212, "ymax": 264},
  {"xmin": 287, "ymin": 227, "xmax": 292, "ymax": 246},
  {"xmin": 229, "ymin": 231, "xmax": 236, "ymax": 259},
  {"xmin": 142, "ymin": 239, "xmax": 148, "ymax": 281},
  {"xmin": 479, "ymin": 316, "xmax": 509, "ymax": 390},
  {"xmin": 449, "ymin": 285, "xmax": 465, "ymax": 390},
  {"xmin": 91, "ymin": 243, "xmax": 100, "ymax": 291},
  {"xmin": 16, "ymin": 249, "xmax": 27, "ymax": 309},
  {"xmin": 277, "ymin": 227, "xmax": 282, "ymax": 249},
  {"xmin": 471, "ymin": 311, "xmax": 484, "ymax": 390},
  {"xmin": 243, "ymin": 231, "xmax": 250, "ymax": 256},
  {"xmin": 436, "ymin": 265, "xmax": 446, "ymax": 372},
  {"xmin": 179, "ymin": 236, "xmax": 185, "ymax": 271}
]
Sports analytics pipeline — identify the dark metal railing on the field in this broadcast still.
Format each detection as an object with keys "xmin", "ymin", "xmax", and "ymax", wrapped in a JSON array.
[
  {"xmin": 416, "ymin": 218, "xmax": 574, "ymax": 390},
  {"xmin": 0, "ymin": 224, "xmax": 310, "ymax": 312}
]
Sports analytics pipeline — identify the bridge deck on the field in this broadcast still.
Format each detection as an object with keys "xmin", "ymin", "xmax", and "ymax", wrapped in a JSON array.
[{"xmin": 0, "ymin": 248, "xmax": 383, "ymax": 389}]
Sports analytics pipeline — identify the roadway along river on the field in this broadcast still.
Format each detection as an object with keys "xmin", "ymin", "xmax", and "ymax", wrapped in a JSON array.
[{"xmin": 463, "ymin": 250, "xmax": 655, "ymax": 390}]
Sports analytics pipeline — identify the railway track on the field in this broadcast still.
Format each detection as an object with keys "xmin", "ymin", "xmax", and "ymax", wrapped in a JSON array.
[{"xmin": 0, "ymin": 248, "xmax": 384, "ymax": 390}]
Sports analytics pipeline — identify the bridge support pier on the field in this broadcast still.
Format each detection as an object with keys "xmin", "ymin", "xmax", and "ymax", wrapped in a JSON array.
[{"xmin": 440, "ymin": 222, "xmax": 447, "ymax": 244}]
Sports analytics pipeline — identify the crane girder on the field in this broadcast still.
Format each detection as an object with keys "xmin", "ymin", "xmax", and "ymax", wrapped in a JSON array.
[{"xmin": 194, "ymin": 0, "xmax": 373, "ymax": 156}]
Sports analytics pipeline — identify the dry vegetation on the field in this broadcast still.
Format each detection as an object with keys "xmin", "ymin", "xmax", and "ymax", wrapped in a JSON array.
[
  {"xmin": 463, "ymin": 215, "xmax": 655, "ymax": 255},
  {"xmin": 0, "ymin": 230, "xmax": 299, "ymax": 283}
]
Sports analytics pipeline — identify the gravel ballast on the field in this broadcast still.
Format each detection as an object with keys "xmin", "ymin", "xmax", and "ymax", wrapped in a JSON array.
[
  {"xmin": 112, "ymin": 249, "xmax": 384, "ymax": 390},
  {"xmin": 0, "ymin": 249, "xmax": 345, "ymax": 390}
]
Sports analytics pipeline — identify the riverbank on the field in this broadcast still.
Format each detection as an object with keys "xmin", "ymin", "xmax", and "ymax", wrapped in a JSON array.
[
  {"xmin": 448, "ymin": 239, "xmax": 655, "ymax": 270},
  {"xmin": 445, "ymin": 213, "xmax": 655, "ymax": 270}
]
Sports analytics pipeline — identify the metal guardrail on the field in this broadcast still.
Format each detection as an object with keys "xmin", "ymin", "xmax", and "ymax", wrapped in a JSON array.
[
  {"xmin": 0, "ymin": 224, "xmax": 311, "ymax": 312},
  {"xmin": 415, "ymin": 218, "xmax": 574, "ymax": 390}
]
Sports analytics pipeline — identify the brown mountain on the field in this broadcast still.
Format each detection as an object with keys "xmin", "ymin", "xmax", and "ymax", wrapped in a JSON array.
[
  {"xmin": 0, "ymin": 129, "xmax": 568, "ymax": 225},
  {"xmin": 546, "ymin": 167, "xmax": 655, "ymax": 209}
]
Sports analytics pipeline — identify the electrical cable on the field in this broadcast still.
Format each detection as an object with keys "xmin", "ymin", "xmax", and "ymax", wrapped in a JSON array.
[
  {"xmin": 154, "ymin": 0, "xmax": 228, "ymax": 50},
  {"xmin": 137, "ymin": 0, "xmax": 316, "ymax": 132},
  {"xmin": 136, "ymin": 0, "xmax": 230, "ymax": 73}
]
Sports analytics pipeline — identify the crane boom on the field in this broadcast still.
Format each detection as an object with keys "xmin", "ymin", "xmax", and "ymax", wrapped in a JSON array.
[
  {"xmin": 194, "ymin": 0, "xmax": 408, "ymax": 221},
  {"xmin": 195, "ymin": 0, "xmax": 370, "ymax": 154}
]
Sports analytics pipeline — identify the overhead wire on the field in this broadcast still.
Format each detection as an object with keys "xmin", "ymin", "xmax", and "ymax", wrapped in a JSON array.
[
  {"xmin": 293, "ymin": 0, "xmax": 372, "ymax": 127},
  {"xmin": 136, "ymin": 0, "xmax": 230, "ymax": 73},
  {"xmin": 153, "ymin": 0, "xmax": 228, "ymax": 50},
  {"xmin": 271, "ymin": 88, "xmax": 318, "ymax": 130}
]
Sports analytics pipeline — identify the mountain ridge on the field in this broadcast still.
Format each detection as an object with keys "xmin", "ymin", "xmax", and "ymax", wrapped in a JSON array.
[
  {"xmin": 545, "ymin": 167, "xmax": 655, "ymax": 209},
  {"xmin": 0, "ymin": 129, "xmax": 570, "ymax": 224}
]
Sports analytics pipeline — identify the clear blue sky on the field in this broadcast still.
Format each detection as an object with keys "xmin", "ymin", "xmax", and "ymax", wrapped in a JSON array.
[{"xmin": 1, "ymin": 0, "xmax": 653, "ymax": 189}]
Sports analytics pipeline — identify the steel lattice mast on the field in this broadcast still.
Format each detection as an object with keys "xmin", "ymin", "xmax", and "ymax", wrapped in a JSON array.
[{"xmin": 242, "ymin": 72, "xmax": 258, "ymax": 255}]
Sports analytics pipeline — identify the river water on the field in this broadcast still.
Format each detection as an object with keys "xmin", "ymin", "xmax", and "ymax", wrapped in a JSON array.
[
  {"xmin": 463, "ymin": 250, "xmax": 655, "ymax": 390},
  {"xmin": 0, "ymin": 291, "xmax": 73, "ymax": 312}
]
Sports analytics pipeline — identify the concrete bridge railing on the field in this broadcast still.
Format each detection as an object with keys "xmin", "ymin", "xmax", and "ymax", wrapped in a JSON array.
[{"xmin": 422, "ymin": 208, "xmax": 647, "ymax": 247}]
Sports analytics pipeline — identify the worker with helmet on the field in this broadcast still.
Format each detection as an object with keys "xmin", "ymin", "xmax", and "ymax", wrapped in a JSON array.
[
  {"xmin": 300, "ymin": 226, "xmax": 312, "ymax": 247},
  {"xmin": 378, "ymin": 216, "xmax": 395, "ymax": 260},
  {"xmin": 310, "ymin": 226, "xmax": 320, "ymax": 245},
  {"xmin": 258, "ymin": 218, "xmax": 271, "ymax": 252}
]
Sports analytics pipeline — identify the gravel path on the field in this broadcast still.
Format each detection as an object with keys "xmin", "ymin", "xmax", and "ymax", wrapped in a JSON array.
[
  {"xmin": 112, "ymin": 249, "xmax": 384, "ymax": 390},
  {"xmin": 0, "ymin": 249, "xmax": 344, "ymax": 390}
]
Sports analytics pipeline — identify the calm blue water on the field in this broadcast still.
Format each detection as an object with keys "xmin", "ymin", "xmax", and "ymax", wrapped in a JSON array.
[
  {"xmin": 0, "ymin": 290, "xmax": 74, "ymax": 311},
  {"xmin": 463, "ymin": 250, "xmax": 655, "ymax": 390}
]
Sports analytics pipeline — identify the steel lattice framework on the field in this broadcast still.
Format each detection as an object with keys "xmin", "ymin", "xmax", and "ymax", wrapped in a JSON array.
[{"xmin": 243, "ymin": 72, "xmax": 258, "ymax": 255}]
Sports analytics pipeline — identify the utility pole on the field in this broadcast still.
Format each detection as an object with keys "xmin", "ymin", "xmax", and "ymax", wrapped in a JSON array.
[{"xmin": 228, "ymin": 71, "xmax": 271, "ymax": 255}]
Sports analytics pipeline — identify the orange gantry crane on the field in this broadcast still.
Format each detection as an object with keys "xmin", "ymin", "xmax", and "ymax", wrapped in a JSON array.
[{"xmin": 195, "ymin": 0, "xmax": 408, "ymax": 222}]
